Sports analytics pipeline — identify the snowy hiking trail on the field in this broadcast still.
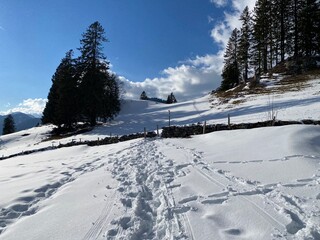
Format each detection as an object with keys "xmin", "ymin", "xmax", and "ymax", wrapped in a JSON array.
[
  {"xmin": 0, "ymin": 125, "xmax": 320, "ymax": 239},
  {"xmin": 97, "ymin": 137, "xmax": 319, "ymax": 239}
]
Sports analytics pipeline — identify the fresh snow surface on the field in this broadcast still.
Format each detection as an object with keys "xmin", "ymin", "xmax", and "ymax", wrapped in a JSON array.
[{"xmin": 0, "ymin": 77, "xmax": 320, "ymax": 239}]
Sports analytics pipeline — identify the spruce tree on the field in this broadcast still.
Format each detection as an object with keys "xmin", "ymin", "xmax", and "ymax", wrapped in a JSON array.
[
  {"xmin": 220, "ymin": 28, "xmax": 240, "ymax": 91},
  {"xmin": 166, "ymin": 93, "xmax": 177, "ymax": 104},
  {"xmin": 2, "ymin": 114, "xmax": 15, "ymax": 135},
  {"xmin": 140, "ymin": 91, "xmax": 148, "ymax": 100},
  {"xmin": 299, "ymin": 0, "xmax": 320, "ymax": 57},
  {"xmin": 78, "ymin": 21, "xmax": 120, "ymax": 126},
  {"xmin": 238, "ymin": 6, "xmax": 252, "ymax": 82},
  {"xmin": 42, "ymin": 50, "xmax": 78, "ymax": 128},
  {"xmin": 252, "ymin": 0, "xmax": 272, "ymax": 74},
  {"xmin": 56, "ymin": 50, "xmax": 78, "ymax": 128}
]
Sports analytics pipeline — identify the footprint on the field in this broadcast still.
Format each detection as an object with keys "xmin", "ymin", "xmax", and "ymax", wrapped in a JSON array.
[
  {"xmin": 224, "ymin": 228, "xmax": 242, "ymax": 236},
  {"xmin": 285, "ymin": 210, "xmax": 305, "ymax": 234},
  {"xmin": 201, "ymin": 198, "xmax": 227, "ymax": 205},
  {"xmin": 178, "ymin": 196, "xmax": 198, "ymax": 204}
]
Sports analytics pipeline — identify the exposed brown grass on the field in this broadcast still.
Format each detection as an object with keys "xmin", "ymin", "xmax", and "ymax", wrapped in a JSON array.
[{"xmin": 211, "ymin": 69, "xmax": 320, "ymax": 105}]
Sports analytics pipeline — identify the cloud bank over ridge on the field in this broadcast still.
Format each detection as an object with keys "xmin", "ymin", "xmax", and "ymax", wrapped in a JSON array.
[{"xmin": 122, "ymin": 0, "xmax": 256, "ymax": 102}]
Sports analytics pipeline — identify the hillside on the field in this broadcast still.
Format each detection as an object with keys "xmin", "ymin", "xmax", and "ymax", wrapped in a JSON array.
[
  {"xmin": 0, "ymin": 113, "xmax": 41, "ymax": 135},
  {"xmin": 0, "ymin": 75, "xmax": 320, "ymax": 239}
]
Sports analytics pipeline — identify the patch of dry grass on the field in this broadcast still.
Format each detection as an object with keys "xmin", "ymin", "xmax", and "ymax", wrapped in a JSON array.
[{"xmin": 210, "ymin": 69, "xmax": 320, "ymax": 108}]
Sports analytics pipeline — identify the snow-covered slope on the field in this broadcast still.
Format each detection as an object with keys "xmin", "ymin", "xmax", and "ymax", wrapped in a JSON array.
[{"xmin": 0, "ymin": 77, "xmax": 320, "ymax": 239}]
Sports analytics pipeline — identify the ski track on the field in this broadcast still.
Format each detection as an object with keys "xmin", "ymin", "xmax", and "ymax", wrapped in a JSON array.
[{"xmin": 160, "ymin": 140, "xmax": 320, "ymax": 239}]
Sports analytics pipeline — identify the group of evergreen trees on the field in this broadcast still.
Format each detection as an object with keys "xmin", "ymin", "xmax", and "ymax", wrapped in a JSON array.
[
  {"xmin": 42, "ymin": 22, "xmax": 121, "ymax": 127},
  {"xmin": 139, "ymin": 91, "xmax": 178, "ymax": 104},
  {"xmin": 220, "ymin": 0, "xmax": 320, "ymax": 91}
]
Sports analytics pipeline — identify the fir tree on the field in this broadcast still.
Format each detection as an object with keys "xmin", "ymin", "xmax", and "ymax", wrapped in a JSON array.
[
  {"xmin": 56, "ymin": 50, "xmax": 78, "ymax": 128},
  {"xmin": 78, "ymin": 21, "xmax": 120, "ymax": 126},
  {"xmin": 238, "ymin": 6, "xmax": 252, "ymax": 82},
  {"xmin": 299, "ymin": 0, "xmax": 320, "ymax": 57},
  {"xmin": 2, "ymin": 114, "xmax": 15, "ymax": 135},
  {"xmin": 220, "ymin": 28, "xmax": 240, "ymax": 91},
  {"xmin": 42, "ymin": 50, "xmax": 78, "ymax": 128},
  {"xmin": 252, "ymin": 0, "xmax": 272, "ymax": 73},
  {"xmin": 140, "ymin": 91, "xmax": 148, "ymax": 100},
  {"xmin": 166, "ymin": 93, "xmax": 177, "ymax": 104}
]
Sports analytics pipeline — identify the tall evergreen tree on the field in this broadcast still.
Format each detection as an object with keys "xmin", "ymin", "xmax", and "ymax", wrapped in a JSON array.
[
  {"xmin": 56, "ymin": 50, "xmax": 78, "ymax": 128},
  {"xmin": 2, "ymin": 114, "xmax": 15, "ymax": 135},
  {"xmin": 238, "ymin": 6, "xmax": 252, "ymax": 82},
  {"xmin": 42, "ymin": 50, "xmax": 78, "ymax": 128},
  {"xmin": 299, "ymin": 0, "xmax": 320, "ymax": 57},
  {"xmin": 78, "ymin": 21, "xmax": 120, "ymax": 126},
  {"xmin": 220, "ymin": 28, "xmax": 240, "ymax": 91},
  {"xmin": 252, "ymin": 0, "xmax": 272, "ymax": 73}
]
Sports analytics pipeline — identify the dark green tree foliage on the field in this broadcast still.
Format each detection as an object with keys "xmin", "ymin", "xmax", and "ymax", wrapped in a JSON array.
[
  {"xmin": 140, "ymin": 91, "xmax": 148, "ymax": 100},
  {"xmin": 219, "ymin": 1, "xmax": 320, "ymax": 91},
  {"xmin": 43, "ymin": 22, "xmax": 120, "ymax": 128},
  {"xmin": 56, "ymin": 50, "xmax": 78, "ymax": 127},
  {"xmin": 78, "ymin": 21, "xmax": 120, "ymax": 126},
  {"xmin": 252, "ymin": 0, "xmax": 272, "ymax": 74},
  {"xmin": 238, "ymin": 6, "xmax": 252, "ymax": 82},
  {"xmin": 2, "ymin": 114, "xmax": 15, "ymax": 135},
  {"xmin": 299, "ymin": 0, "xmax": 320, "ymax": 57},
  {"xmin": 42, "ymin": 66, "xmax": 62, "ymax": 125},
  {"xmin": 101, "ymin": 73, "xmax": 121, "ymax": 121},
  {"xmin": 42, "ymin": 50, "xmax": 77, "ymax": 128},
  {"xmin": 166, "ymin": 93, "xmax": 177, "ymax": 104},
  {"xmin": 220, "ymin": 28, "xmax": 240, "ymax": 91}
]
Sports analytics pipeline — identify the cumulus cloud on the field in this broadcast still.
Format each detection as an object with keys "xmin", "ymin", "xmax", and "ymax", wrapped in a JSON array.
[
  {"xmin": 210, "ymin": 0, "xmax": 228, "ymax": 7},
  {"xmin": 1, "ymin": 98, "xmax": 47, "ymax": 116},
  {"xmin": 121, "ymin": 56, "xmax": 223, "ymax": 101},
  {"xmin": 120, "ymin": 0, "xmax": 256, "ymax": 101}
]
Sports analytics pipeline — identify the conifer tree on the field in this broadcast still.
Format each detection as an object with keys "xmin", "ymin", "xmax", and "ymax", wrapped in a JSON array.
[
  {"xmin": 220, "ymin": 28, "xmax": 240, "ymax": 91},
  {"xmin": 78, "ymin": 21, "xmax": 120, "ymax": 126},
  {"xmin": 299, "ymin": 0, "xmax": 320, "ymax": 57},
  {"xmin": 56, "ymin": 50, "xmax": 78, "ymax": 128},
  {"xmin": 252, "ymin": 0, "xmax": 272, "ymax": 74},
  {"xmin": 238, "ymin": 6, "xmax": 252, "ymax": 82},
  {"xmin": 166, "ymin": 93, "xmax": 177, "ymax": 104},
  {"xmin": 2, "ymin": 114, "xmax": 15, "ymax": 135},
  {"xmin": 42, "ymin": 50, "xmax": 78, "ymax": 128},
  {"xmin": 140, "ymin": 91, "xmax": 148, "ymax": 100}
]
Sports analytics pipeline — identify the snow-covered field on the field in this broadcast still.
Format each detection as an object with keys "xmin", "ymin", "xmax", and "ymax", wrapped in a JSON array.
[{"xmin": 0, "ymin": 77, "xmax": 320, "ymax": 239}]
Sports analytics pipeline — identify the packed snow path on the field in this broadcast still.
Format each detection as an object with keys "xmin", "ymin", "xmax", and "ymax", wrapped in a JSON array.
[{"xmin": 0, "ymin": 125, "xmax": 320, "ymax": 239}]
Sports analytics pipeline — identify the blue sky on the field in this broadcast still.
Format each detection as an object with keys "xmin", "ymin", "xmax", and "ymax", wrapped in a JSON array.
[{"xmin": 0, "ymin": 0, "xmax": 255, "ymax": 115}]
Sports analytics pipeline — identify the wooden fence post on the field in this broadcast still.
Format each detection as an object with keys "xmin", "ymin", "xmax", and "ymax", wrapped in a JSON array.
[
  {"xmin": 144, "ymin": 127, "xmax": 147, "ymax": 139},
  {"xmin": 157, "ymin": 125, "xmax": 159, "ymax": 137},
  {"xmin": 168, "ymin": 110, "xmax": 171, "ymax": 127},
  {"xmin": 203, "ymin": 121, "xmax": 206, "ymax": 134},
  {"xmin": 228, "ymin": 114, "xmax": 231, "ymax": 129}
]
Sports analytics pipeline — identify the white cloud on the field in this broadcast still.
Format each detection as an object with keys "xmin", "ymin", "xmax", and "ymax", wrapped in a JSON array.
[
  {"xmin": 120, "ymin": 1, "xmax": 258, "ymax": 102},
  {"xmin": 1, "ymin": 98, "xmax": 47, "ymax": 116},
  {"xmin": 121, "ymin": 53, "xmax": 224, "ymax": 102},
  {"xmin": 210, "ymin": 0, "xmax": 256, "ymax": 48},
  {"xmin": 210, "ymin": 0, "xmax": 228, "ymax": 7}
]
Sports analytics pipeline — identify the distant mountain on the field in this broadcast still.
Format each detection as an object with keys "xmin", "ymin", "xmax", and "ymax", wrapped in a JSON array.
[{"xmin": 0, "ymin": 112, "xmax": 41, "ymax": 135}]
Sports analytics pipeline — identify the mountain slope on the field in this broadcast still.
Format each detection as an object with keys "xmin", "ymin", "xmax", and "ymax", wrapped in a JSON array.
[{"xmin": 0, "ymin": 112, "xmax": 41, "ymax": 135}]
